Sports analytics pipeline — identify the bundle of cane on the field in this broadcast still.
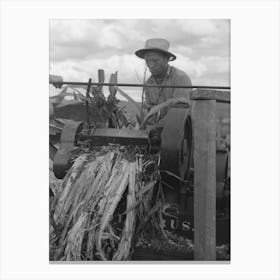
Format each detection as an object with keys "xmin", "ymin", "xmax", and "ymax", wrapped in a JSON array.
[{"xmin": 49, "ymin": 146, "xmax": 160, "ymax": 261}]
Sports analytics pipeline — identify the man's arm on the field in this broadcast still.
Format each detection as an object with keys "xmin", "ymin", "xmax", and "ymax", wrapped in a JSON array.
[{"xmin": 172, "ymin": 73, "xmax": 192, "ymax": 102}]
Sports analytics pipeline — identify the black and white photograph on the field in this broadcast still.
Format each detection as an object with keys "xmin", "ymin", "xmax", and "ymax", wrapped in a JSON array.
[
  {"xmin": 49, "ymin": 19, "xmax": 231, "ymax": 262},
  {"xmin": 1, "ymin": 0, "xmax": 280, "ymax": 278}
]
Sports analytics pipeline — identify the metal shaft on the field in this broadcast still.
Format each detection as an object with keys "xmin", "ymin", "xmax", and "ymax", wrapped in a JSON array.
[
  {"xmin": 50, "ymin": 81, "xmax": 230, "ymax": 90},
  {"xmin": 85, "ymin": 78, "xmax": 92, "ymax": 127}
]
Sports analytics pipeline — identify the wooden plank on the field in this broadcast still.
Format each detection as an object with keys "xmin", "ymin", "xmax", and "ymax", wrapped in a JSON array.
[
  {"xmin": 193, "ymin": 100, "xmax": 216, "ymax": 260},
  {"xmin": 191, "ymin": 89, "xmax": 230, "ymax": 103}
]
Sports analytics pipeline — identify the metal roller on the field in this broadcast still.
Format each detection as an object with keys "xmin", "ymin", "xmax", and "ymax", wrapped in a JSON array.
[{"xmin": 160, "ymin": 108, "xmax": 193, "ymax": 182}]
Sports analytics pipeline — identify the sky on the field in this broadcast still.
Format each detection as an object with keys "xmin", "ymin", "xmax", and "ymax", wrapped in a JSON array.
[{"xmin": 50, "ymin": 19, "xmax": 230, "ymax": 101}]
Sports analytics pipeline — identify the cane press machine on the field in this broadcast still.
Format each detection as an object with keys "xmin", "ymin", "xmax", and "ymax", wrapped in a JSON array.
[{"xmin": 50, "ymin": 76, "xmax": 230, "ymax": 244}]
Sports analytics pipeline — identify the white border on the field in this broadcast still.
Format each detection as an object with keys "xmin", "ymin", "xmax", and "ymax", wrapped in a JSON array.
[{"xmin": 1, "ymin": 1, "xmax": 280, "ymax": 280}]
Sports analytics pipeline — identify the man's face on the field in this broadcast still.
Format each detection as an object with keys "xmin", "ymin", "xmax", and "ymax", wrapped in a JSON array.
[{"xmin": 144, "ymin": 51, "xmax": 169, "ymax": 76}]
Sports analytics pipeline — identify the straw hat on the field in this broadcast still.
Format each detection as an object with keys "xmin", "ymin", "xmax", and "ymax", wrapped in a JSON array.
[{"xmin": 135, "ymin": 38, "xmax": 176, "ymax": 61}]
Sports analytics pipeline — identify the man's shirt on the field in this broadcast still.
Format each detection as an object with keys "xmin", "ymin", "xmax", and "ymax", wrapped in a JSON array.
[{"xmin": 144, "ymin": 65, "xmax": 192, "ymax": 111}]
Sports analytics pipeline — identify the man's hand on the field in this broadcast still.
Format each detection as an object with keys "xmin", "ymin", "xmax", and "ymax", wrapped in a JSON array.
[
  {"xmin": 171, "ymin": 97, "xmax": 190, "ymax": 108},
  {"xmin": 143, "ymin": 97, "xmax": 190, "ymax": 126}
]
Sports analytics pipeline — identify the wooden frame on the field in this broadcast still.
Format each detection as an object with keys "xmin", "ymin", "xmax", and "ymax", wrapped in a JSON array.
[{"xmin": 191, "ymin": 89, "xmax": 230, "ymax": 260}]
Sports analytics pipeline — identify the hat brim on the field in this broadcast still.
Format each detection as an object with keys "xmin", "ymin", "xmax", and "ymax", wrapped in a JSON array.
[{"xmin": 135, "ymin": 48, "xmax": 176, "ymax": 61}]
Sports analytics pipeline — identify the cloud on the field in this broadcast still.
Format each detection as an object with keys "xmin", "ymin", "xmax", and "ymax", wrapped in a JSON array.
[
  {"xmin": 50, "ymin": 19, "xmax": 230, "ymax": 89},
  {"xmin": 51, "ymin": 54, "xmax": 146, "ymax": 83},
  {"xmin": 202, "ymin": 56, "xmax": 230, "ymax": 73},
  {"xmin": 172, "ymin": 54, "xmax": 208, "ymax": 78}
]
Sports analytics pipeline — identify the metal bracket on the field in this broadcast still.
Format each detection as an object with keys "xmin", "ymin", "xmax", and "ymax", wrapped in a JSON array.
[{"xmin": 53, "ymin": 121, "xmax": 83, "ymax": 179}]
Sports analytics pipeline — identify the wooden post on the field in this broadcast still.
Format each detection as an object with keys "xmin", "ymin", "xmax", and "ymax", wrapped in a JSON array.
[{"xmin": 193, "ymin": 99, "xmax": 216, "ymax": 260}]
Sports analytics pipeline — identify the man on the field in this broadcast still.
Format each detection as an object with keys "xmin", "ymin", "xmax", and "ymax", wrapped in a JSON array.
[{"xmin": 135, "ymin": 38, "xmax": 192, "ymax": 123}]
